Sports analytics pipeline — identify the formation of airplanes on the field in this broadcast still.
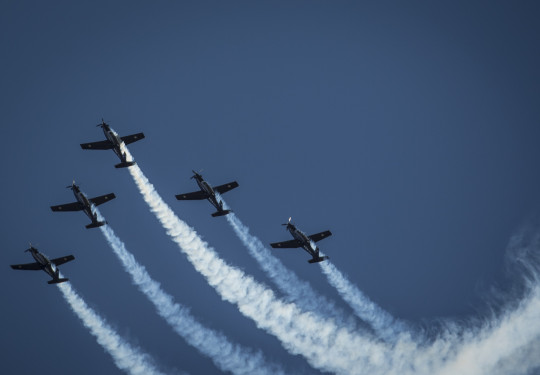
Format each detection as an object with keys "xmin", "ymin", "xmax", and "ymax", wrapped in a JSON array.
[{"xmin": 11, "ymin": 120, "xmax": 333, "ymax": 284}]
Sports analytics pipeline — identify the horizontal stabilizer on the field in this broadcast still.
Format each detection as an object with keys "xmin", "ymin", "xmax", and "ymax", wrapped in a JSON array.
[
  {"xmin": 85, "ymin": 221, "xmax": 106, "ymax": 229},
  {"xmin": 308, "ymin": 256, "xmax": 329, "ymax": 264},
  {"xmin": 211, "ymin": 210, "xmax": 232, "ymax": 217},
  {"xmin": 114, "ymin": 161, "xmax": 136, "ymax": 168},
  {"xmin": 48, "ymin": 278, "xmax": 69, "ymax": 284}
]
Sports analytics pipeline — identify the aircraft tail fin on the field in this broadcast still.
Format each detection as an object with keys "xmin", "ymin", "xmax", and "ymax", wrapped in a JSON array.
[
  {"xmin": 48, "ymin": 278, "xmax": 69, "ymax": 284},
  {"xmin": 85, "ymin": 221, "xmax": 106, "ymax": 229},
  {"xmin": 114, "ymin": 161, "xmax": 136, "ymax": 168},
  {"xmin": 211, "ymin": 210, "xmax": 232, "ymax": 217},
  {"xmin": 308, "ymin": 256, "xmax": 329, "ymax": 264}
]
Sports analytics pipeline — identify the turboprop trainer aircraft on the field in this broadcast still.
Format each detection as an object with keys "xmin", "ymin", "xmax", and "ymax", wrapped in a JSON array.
[
  {"xmin": 175, "ymin": 171, "xmax": 239, "ymax": 217},
  {"xmin": 270, "ymin": 217, "xmax": 332, "ymax": 263},
  {"xmin": 10, "ymin": 245, "xmax": 75, "ymax": 284},
  {"xmin": 80, "ymin": 119, "xmax": 145, "ymax": 168},
  {"xmin": 50, "ymin": 181, "xmax": 116, "ymax": 229}
]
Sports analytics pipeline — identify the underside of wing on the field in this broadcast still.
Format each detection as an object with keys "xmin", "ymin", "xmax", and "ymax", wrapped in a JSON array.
[
  {"xmin": 121, "ymin": 133, "xmax": 145, "ymax": 145},
  {"xmin": 51, "ymin": 255, "xmax": 75, "ymax": 266},
  {"xmin": 308, "ymin": 230, "xmax": 332, "ymax": 242},
  {"xmin": 80, "ymin": 140, "xmax": 114, "ymax": 150},
  {"xmin": 175, "ymin": 190, "xmax": 210, "ymax": 200},
  {"xmin": 50, "ymin": 202, "xmax": 84, "ymax": 212},
  {"xmin": 214, "ymin": 181, "xmax": 239, "ymax": 195},
  {"xmin": 270, "ymin": 239, "xmax": 303, "ymax": 248},
  {"xmin": 11, "ymin": 262, "xmax": 42, "ymax": 271},
  {"xmin": 89, "ymin": 193, "xmax": 116, "ymax": 206}
]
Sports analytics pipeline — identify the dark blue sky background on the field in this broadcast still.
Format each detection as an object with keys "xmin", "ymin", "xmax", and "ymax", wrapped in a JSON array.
[{"xmin": 2, "ymin": 1, "xmax": 540, "ymax": 374}]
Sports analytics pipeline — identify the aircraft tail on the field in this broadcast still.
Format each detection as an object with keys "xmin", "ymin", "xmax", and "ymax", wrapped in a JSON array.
[
  {"xmin": 115, "ymin": 161, "xmax": 136, "ymax": 168},
  {"xmin": 86, "ymin": 221, "xmax": 106, "ymax": 229},
  {"xmin": 211, "ymin": 210, "xmax": 232, "ymax": 217},
  {"xmin": 48, "ymin": 278, "xmax": 69, "ymax": 284},
  {"xmin": 308, "ymin": 256, "xmax": 329, "ymax": 264}
]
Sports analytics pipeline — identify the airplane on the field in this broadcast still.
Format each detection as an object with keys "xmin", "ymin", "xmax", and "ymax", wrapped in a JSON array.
[
  {"xmin": 50, "ymin": 181, "xmax": 116, "ymax": 229},
  {"xmin": 80, "ymin": 119, "xmax": 145, "ymax": 168},
  {"xmin": 10, "ymin": 245, "xmax": 75, "ymax": 284},
  {"xmin": 175, "ymin": 170, "xmax": 239, "ymax": 217},
  {"xmin": 270, "ymin": 217, "xmax": 332, "ymax": 263}
]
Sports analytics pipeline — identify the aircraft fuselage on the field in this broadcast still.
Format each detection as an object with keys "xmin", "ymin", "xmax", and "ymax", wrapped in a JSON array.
[
  {"xmin": 286, "ymin": 224, "xmax": 318, "ymax": 257},
  {"xmin": 194, "ymin": 174, "xmax": 223, "ymax": 211},
  {"xmin": 101, "ymin": 124, "xmax": 127, "ymax": 163},
  {"xmin": 71, "ymin": 184, "xmax": 98, "ymax": 223},
  {"xmin": 28, "ymin": 248, "xmax": 58, "ymax": 280}
]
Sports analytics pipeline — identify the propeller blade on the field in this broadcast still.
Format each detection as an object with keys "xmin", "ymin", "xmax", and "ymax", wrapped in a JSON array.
[{"xmin": 190, "ymin": 170, "xmax": 203, "ymax": 179}]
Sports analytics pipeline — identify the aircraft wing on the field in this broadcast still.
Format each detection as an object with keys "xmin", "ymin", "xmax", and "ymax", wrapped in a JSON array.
[
  {"xmin": 308, "ymin": 230, "xmax": 332, "ymax": 243},
  {"xmin": 270, "ymin": 239, "xmax": 303, "ymax": 248},
  {"xmin": 214, "ymin": 181, "xmax": 239, "ymax": 195},
  {"xmin": 50, "ymin": 202, "xmax": 84, "ymax": 212},
  {"xmin": 175, "ymin": 191, "xmax": 210, "ymax": 200},
  {"xmin": 121, "ymin": 133, "xmax": 145, "ymax": 145},
  {"xmin": 51, "ymin": 255, "xmax": 75, "ymax": 266},
  {"xmin": 80, "ymin": 140, "xmax": 114, "ymax": 150},
  {"xmin": 89, "ymin": 193, "xmax": 116, "ymax": 206},
  {"xmin": 11, "ymin": 262, "xmax": 42, "ymax": 271}
]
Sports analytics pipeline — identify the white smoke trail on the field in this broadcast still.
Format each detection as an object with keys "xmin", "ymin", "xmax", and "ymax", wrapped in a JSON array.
[
  {"xmin": 225, "ymin": 209, "xmax": 407, "ymax": 341},
  {"xmin": 438, "ymin": 285, "xmax": 540, "ymax": 375},
  {"xmin": 57, "ymin": 282, "xmax": 167, "ymax": 375},
  {"xmin": 225, "ymin": 208, "xmax": 405, "ymax": 340},
  {"xmin": 319, "ymin": 260, "xmax": 408, "ymax": 341},
  {"xmin": 225, "ymin": 212, "xmax": 358, "ymax": 329},
  {"xmin": 94, "ymin": 210, "xmax": 285, "ymax": 375},
  {"xmin": 225, "ymin": 206, "xmax": 540, "ymax": 375},
  {"xmin": 122, "ymin": 142, "xmax": 540, "ymax": 375},
  {"xmin": 436, "ymin": 231, "xmax": 540, "ymax": 375},
  {"xmin": 125, "ymin": 158, "xmax": 397, "ymax": 375}
]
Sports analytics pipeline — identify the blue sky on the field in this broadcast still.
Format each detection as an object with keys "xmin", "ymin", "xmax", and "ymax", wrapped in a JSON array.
[{"xmin": 2, "ymin": 1, "xmax": 540, "ymax": 374}]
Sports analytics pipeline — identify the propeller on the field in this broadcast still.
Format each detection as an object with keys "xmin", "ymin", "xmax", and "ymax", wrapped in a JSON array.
[
  {"xmin": 96, "ymin": 118, "xmax": 108, "ymax": 127},
  {"xmin": 26, "ymin": 242, "xmax": 37, "ymax": 252},
  {"xmin": 66, "ymin": 179, "xmax": 75, "ymax": 189},
  {"xmin": 190, "ymin": 169, "xmax": 203, "ymax": 179},
  {"xmin": 281, "ymin": 217, "xmax": 292, "ymax": 226}
]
